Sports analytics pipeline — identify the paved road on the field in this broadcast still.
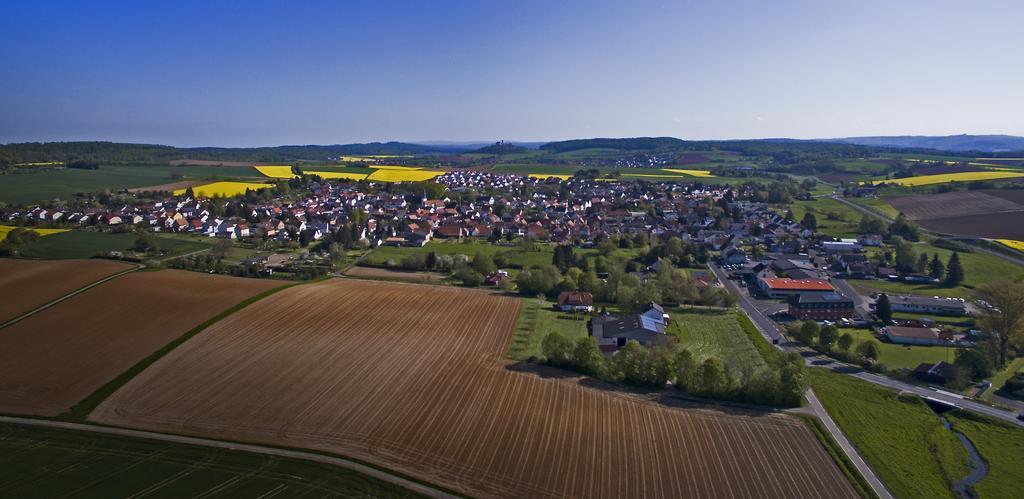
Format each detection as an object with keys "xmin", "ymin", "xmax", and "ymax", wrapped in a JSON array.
[
  {"xmin": 710, "ymin": 263, "xmax": 1024, "ymax": 428},
  {"xmin": 709, "ymin": 265, "xmax": 893, "ymax": 498},
  {"xmin": 0, "ymin": 415, "xmax": 457, "ymax": 499},
  {"xmin": 805, "ymin": 391, "xmax": 894, "ymax": 499}
]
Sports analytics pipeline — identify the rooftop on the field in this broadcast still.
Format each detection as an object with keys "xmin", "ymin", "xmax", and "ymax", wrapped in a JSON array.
[{"xmin": 761, "ymin": 277, "xmax": 833, "ymax": 291}]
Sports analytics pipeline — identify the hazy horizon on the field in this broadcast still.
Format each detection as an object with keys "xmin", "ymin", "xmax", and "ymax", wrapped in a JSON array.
[{"xmin": 2, "ymin": 0, "xmax": 1022, "ymax": 147}]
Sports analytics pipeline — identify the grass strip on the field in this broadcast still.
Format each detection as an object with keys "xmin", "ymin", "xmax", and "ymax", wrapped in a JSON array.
[
  {"xmin": 59, "ymin": 278, "xmax": 321, "ymax": 422},
  {"xmin": 798, "ymin": 414, "xmax": 879, "ymax": 499},
  {"xmin": 737, "ymin": 310, "xmax": 780, "ymax": 363},
  {"xmin": 945, "ymin": 410, "xmax": 1024, "ymax": 499}
]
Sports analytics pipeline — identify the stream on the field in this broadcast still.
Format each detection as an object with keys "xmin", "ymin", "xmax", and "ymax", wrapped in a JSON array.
[{"xmin": 938, "ymin": 415, "xmax": 988, "ymax": 498}]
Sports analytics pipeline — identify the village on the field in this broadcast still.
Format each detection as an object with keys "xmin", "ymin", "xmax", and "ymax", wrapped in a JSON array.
[{"xmin": 0, "ymin": 170, "xmax": 996, "ymax": 394}]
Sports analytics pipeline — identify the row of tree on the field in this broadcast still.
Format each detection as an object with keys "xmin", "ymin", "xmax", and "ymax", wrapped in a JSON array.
[
  {"xmin": 540, "ymin": 334, "xmax": 807, "ymax": 407},
  {"xmin": 788, "ymin": 321, "xmax": 881, "ymax": 366}
]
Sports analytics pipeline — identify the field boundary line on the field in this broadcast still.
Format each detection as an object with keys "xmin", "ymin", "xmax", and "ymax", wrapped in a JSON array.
[
  {"xmin": 0, "ymin": 262, "xmax": 140, "ymax": 331},
  {"xmin": 0, "ymin": 415, "xmax": 458, "ymax": 499},
  {"xmin": 59, "ymin": 277, "xmax": 325, "ymax": 422},
  {"xmin": 830, "ymin": 195, "xmax": 1024, "ymax": 267},
  {"xmin": 806, "ymin": 390, "xmax": 894, "ymax": 499}
]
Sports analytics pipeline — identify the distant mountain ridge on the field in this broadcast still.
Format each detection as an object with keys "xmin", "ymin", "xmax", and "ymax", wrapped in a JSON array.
[{"xmin": 822, "ymin": 134, "xmax": 1024, "ymax": 153}]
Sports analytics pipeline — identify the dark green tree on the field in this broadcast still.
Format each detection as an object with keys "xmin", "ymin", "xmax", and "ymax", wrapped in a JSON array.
[
  {"xmin": 954, "ymin": 348, "xmax": 993, "ymax": 379},
  {"xmin": 541, "ymin": 332, "xmax": 575, "ymax": 367},
  {"xmin": 837, "ymin": 332, "xmax": 854, "ymax": 352},
  {"xmin": 856, "ymin": 340, "xmax": 881, "ymax": 361},
  {"xmin": 571, "ymin": 337, "xmax": 605, "ymax": 376},
  {"xmin": 928, "ymin": 253, "xmax": 945, "ymax": 280},
  {"xmin": 917, "ymin": 253, "xmax": 929, "ymax": 274},
  {"xmin": 944, "ymin": 252, "xmax": 965, "ymax": 286},
  {"xmin": 699, "ymin": 358, "xmax": 729, "ymax": 397},
  {"xmin": 674, "ymin": 349, "xmax": 698, "ymax": 392},
  {"xmin": 876, "ymin": 293, "xmax": 893, "ymax": 322},
  {"xmin": 800, "ymin": 212, "xmax": 817, "ymax": 230},
  {"xmin": 818, "ymin": 325, "xmax": 838, "ymax": 352}
]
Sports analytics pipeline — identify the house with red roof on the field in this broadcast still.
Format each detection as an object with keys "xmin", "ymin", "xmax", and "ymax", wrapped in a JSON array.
[{"xmin": 757, "ymin": 277, "xmax": 834, "ymax": 299}]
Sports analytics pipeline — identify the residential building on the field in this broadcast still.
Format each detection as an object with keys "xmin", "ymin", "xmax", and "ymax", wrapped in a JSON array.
[
  {"xmin": 789, "ymin": 292, "xmax": 855, "ymax": 321},
  {"xmin": 589, "ymin": 314, "xmax": 671, "ymax": 353},
  {"xmin": 557, "ymin": 291, "xmax": 594, "ymax": 312}
]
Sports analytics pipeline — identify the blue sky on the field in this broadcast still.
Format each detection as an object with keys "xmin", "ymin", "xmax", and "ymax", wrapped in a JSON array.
[{"xmin": 1, "ymin": 0, "xmax": 1021, "ymax": 146}]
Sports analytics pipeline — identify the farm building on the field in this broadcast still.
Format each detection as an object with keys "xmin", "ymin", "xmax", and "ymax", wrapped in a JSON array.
[
  {"xmin": 789, "ymin": 292, "xmax": 855, "ymax": 321},
  {"xmin": 640, "ymin": 301, "xmax": 670, "ymax": 324},
  {"xmin": 556, "ymin": 291, "xmax": 594, "ymax": 312},
  {"xmin": 880, "ymin": 294, "xmax": 967, "ymax": 316},
  {"xmin": 822, "ymin": 239, "xmax": 861, "ymax": 253},
  {"xmin": 883, "ymin": 326, "xmax": 954, "ymax": 346},
  {"xmin": 589, "ymin": 313, "xmax": 671, "ymax": 353},
  {"xmin": 758, "ymin": 277, "xmax": 834, "ymax": 299},
  {"xmin": 913, "ymin": 361, "xmax": 958, "ymax": 384}
]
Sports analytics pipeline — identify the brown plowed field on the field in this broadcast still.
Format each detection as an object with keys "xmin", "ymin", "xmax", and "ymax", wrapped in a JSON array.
[
  {"xmin": 887, "ymin": 190, "xmax": 1024, "ymax": 238},
  {"xmin": 93, "ymin": 279, "xmax": 856, "ymax": 498},
  {"xmin": 0, "ymin": 258, "xmax": 132, "ymax": 323},
  {"xmin": 0, "ymin": 270, "xmax": 280, "ymax": 416},
  {"xmin": 344, "ymin": 265, "xmax": 444, "ymax": 283}
]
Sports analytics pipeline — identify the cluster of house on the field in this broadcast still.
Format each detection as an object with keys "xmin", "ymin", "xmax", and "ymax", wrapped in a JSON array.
[{"xmin": 4, "ymin": 172, "xmax": 803, "ymax": 254}]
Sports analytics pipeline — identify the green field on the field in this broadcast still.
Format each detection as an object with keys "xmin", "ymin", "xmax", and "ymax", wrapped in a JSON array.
[
  {"xmin": 18, "ymin": 231, "xmax": 211, "ymax": 259},
  {"xmin": 852, "ymin": 241, "xmax": 1024, "ymax": 299},
  {"xmin": 668, "ymin": 309, "xmax": 768, "ymax": 372},
  {"xmin": 787, "ymin": 198, "xmax": 864, "ymax": 238},
  {"xmin": 946, "ymin": 412, "xmax": 1024, "ymax": 498},
  {"xmin": 0, "ymin": 423, "xmax": 421, "ymax": 498},
  {"xmin": 839, "ymin": 327, "xmax": 959, "ymax": 370},
  {"xmin": 364, "ymin": 239, "xmax": 554, "ymax": 269},
  {"xmin": 808, "ymin": 369, "xmax": 967, "ymax": 499},
  {"xmin": 982, "ymin": 358, "xmax": 1024, "ymax": 404},
  {"xmin": 833, "ymin": 159, "xmax": 892, "ymax": 175},
  {"xmin": 508, "ymin": 298, "xmax": 589, "ymax": 360},
  {"xmin": 850, "ymin": 196, "xmax": 901, "ymax": 219},
  {"xmin": 0, "ymin": 164, "xmax": 264, "ymax": 205}
]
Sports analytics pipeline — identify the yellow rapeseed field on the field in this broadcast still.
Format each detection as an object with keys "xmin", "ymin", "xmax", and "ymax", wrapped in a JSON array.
[
  {"xmin": 254, "ymin": 166, "xmax": 296, "ymax": 178},
  {"xmin": 879, "ymin": 171, "xmax": 1024, "ymax": 186},
  {"xmin": 0, "ymin": 226, "xmax": 70, "ymax": 239},
  {"xmin": 528, "ymin": 174, "xmax": 573, "ymax": 180},
  {"xmin": 256, "ymin": 165, "xmax": 368, "ymax": 181},
  {"xmin": 997, "ymin": 239, "xmax": 1024, "ymax": 252},
  {"xmin": 621, "ymin": 173, "xmax": 694, "ymax": 179},
  {"xmin": 661, "ymin": 168, "xmax": 716, "ymax": 177},
  {"xmin": 311, "ymin": 171, "xmax": 369, "ymax": 180},
  {"xmin": 174, "ymin": 182, "xmax": 272, "ymax": 197},
  {"xmin": 366, "ymin": 169, "xmax": 443, "ymax": 182},
  {"xmin": 368, "ymin": 165, "xmax": 423, "ymax": 170}
]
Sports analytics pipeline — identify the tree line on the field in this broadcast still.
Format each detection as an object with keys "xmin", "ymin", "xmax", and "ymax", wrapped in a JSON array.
[{"xmin": 540, "ymin": 333, "xmax": 807, "ymax": 407}]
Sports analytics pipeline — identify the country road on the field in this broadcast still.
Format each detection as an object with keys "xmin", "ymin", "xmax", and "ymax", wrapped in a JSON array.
[
  {"xmin": 709, "ymin": 263, "xmax": 1024, "ymax": 428},
  {"xmin": 0, "ymin": 415, "xmax": 457, "ymax": 499},
  {"xmin": 708, "ymin": 264, "xmax": 894, "ymax": 499},
  {"xmin": 805, "ymin": 391, "xmax": 894, "ymax": 499},
  {"xmin": 829, "ymin": 195, "xmax": 1024, "ymax": 267}
]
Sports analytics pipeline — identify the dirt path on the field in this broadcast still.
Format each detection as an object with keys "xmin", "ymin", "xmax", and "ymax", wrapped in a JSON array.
[{"xmin": 0, "ymin": 264, "xmax": 139, "ymax": 330}]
